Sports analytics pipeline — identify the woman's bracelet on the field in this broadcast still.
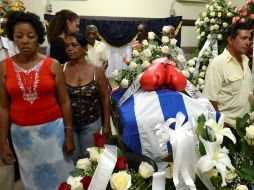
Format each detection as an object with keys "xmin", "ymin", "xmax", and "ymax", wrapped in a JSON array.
[{"xmin": 64, "ymin": 126, "xmax": 73, "ymax": 131}]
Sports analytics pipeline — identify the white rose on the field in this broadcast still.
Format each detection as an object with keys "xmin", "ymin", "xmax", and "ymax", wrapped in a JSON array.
[
  {"xmin": 142, "ymin": 60, "xmax": 150, "ymax": 68},
  {"xmin": 67, "ymin": 176, "xmax": 83, "ymax": 190},
  {"xmin": 199, "ymin": 84, "xmax": 204, "ymax": 90},
  {"xmin": 129, "ymin": 61, "xmax": 137, "ymax": 70},
  {"xmin": 188, "ymin": 67, "xmax": 195, "ymax": 73},
  {"xmin": 143, "ymin": 48, "xmax": 152, "ymax": 57},
  {"xmin": 218, "ymin": 12, "xmax": 222, "ymax": 17},
  {"xmin": 177, "ymin": 54, "xmax": 186, "ymax": 63},
  {"xmin": 217, "ymin": 6, "xmax": 222, "ymax": 11},
  {"xmin": 217, "ymin": 34, "xmax": 222, "ymax": 40},
  {"xmin": 210, "ymin": 26, "xmax": 214, "ymax": 31},
  {"xmin": 201, "ymin": 32, "xmax": 206, "ymax": 36},
  {"xmin": 142, "ymin": 39, "xmax": 149, "ymax": 47},
  {"xmin": 188, "ymin": 59, "xmax": 195, "ymax": 66},
  {"xmin": 165, "ymin": 162, "xmax": 173, "ymax": 179},
  {"xmin": 199, "ymin": 72, "xmax": 205, "ymax": 78},
  {"xmin": 227, "ymin": 12, "xmax": 233, "ymax": 17},
  {"xmin": 206, "ymin": 5, "xmax": 209, "ymax": 9},
  {"xmin": 223, "ymin": 22, "xmax": 228, "ymax": 28},
  {"xmin": 199, "ymin": 21, "xmax": 204, "ymax": 26},
  {"xmin": 210, "ymin": 12, "xmax": 215, "ymax": 17},
  {"xmin": 110, "ymin": 171, "xmax": 131, "ymax": 190},
  {"xmin": 161, "ymin": 36, "xmax": 170, "ymax": 44},
  {"xmin": 162, "ymin": 25, "xmax": 171, "ymax": 33},
  {"xmin": 87, "ymin": 147, "xmax": 104, "ymax": 162},
  {"xmin": 170, "ymin": 38, "xmax": 177, "ymax": 46},
  {"xmin": 225, "ymin": 170, "xmax": 237, "ymax": 184},
  {"xmin": 198, "ymin": 78, "xmax": 204, "ymax": 85},
  {"xmin": 202, "ymin": 65, "xmax": 207, "ymax": 70},
  {"xmin": 132, "ymin": 50, "xmax": 139, "ymax": 57},
  {"xmin": 210, "ymin": 18, "xmax": 216, "ymax": 23},
  {"xmin": 246, "ymin": 125, "xmax": 254, "ymax": 139},
  {"xmin": 138, "ymin": 161, "xmax": 154, "ymax": 179},
  {"xmin": 112, "ymin": 70, "xmax": 119, "ymax": 77},
  {"xmin": 207, "ymin": 34, "xmax": 211, "ymax": 39},
  {"xmin": 120, "ymin": 78, "xmax": 129, "ymax": 88},
  {"xmin": 195, "ymin": 19, "xmax": 200, "ymax": 26},
  {"xmin": 209, "ymin": 6, "xmax": 214, "ymax": 11},
  {"xmin": 76, "ymin": 158, "xmax": 91, "ymax": 170},
  {"xmin": 206, "ymin": 169, "xmax": 218, "ymax": 178},
  {"xmin": 214, "ymin": 24, "xmax": 219, "ymax": 30},
  {"xmin": 148, "ymin": 32, "xmax": 155, "ymax": 40},
  {"xmin": 161, "ymin": 46, "xmax": 170, "ymax": 54},
  {"xmin": 202, "ymin": 12, "xmax": 207, "ymax": 17},
  {"xmin": 182, "ymin": 70, "xmax": 190, "ymax": 78},
  {"xmin": 204, "ymin": 17, "xmax": 210, "ymax": 23},
  {"xmin": 235, "ymin": 185, "xmax": 248, "ymax": 190}
]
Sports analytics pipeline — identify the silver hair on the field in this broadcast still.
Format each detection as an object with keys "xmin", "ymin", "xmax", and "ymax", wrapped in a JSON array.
[{"xmin": 86, "ymin": 24, "xmax": 98, "ymax": 32}]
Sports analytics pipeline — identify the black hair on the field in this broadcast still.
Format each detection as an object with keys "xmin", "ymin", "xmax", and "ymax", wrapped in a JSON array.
[
  {"xmin": 47, "ymin": 9, "xmax": 79, "ymax": 44},
  {"xmin": 69, "ymin": 32, "xmax": 88, "ymax": 47},
  {"xmin": 5, "ymin": 11, "xmax": 46, "ymax": 44},
  {"xmin": 228, "ymin": 23, "xmax": 250, "ymax": 39}
]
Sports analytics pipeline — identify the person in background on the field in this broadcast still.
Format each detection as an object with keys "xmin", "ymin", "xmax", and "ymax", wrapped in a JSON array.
[
  {"xmin": 0, "ymin": 36, "xmax": 18, "ymax": 190},
  {"xmin": 85, "ymin": 25, "xmax": 109, "ymax": 71},
  {"xmin": 166, "ymin": 25, "xmax": 185, "ymax": 56},
  {"xmin": 203, "ymin": 23, "xmax": 252, "ymax": 129},
  {"xmin": 64, "ymin": 32, "xmax": 111, "ymax": 163},
  {"xmin": 47, "ymin": 9, "xmax": 80, "ymax": 64},
  {"xmin": 131, "ymin": 22, "xmax": 149, "ymax": 51},
  {"xmin": 0, "ymin": 11, "xmax": 74, "ymax": 189}
]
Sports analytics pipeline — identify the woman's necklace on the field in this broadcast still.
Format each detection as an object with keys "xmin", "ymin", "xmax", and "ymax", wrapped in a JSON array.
[{"xmin": 13, "ymin": 59, "xmax": 44, "ymax": 104}]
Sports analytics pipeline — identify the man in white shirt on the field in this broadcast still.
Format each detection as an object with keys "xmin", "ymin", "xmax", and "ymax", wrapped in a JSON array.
[
  {"xmin": 203, "ymin": 23, "xmax": 252, "ymax": 129},
  {"xmin": 85, "ymin": 25, "xmax": 109, "ymax": 71},
  {"xmin": 0, "ymin": 36, "xmax": 18, "ymax": 190}
]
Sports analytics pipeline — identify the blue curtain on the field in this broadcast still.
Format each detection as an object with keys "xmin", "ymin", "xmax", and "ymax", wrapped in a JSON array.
[{"xmin": 44, "ymin": 14, "xmax": 182, "ymax": 47}]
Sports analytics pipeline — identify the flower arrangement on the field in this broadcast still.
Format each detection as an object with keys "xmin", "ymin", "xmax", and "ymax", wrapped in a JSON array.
[
  {"xmin": 113, "ymin": 27, "xmax": 186, "ymax": 88},
  {"xmin": 195, "ymin": 110, "xmax": 254, "ymax": 189},
  {"xmin": 182, "ymin": 0, "xmax": 236, "ymax": 90},
  {"xmin": 194, "ymin": 0, "xmax": 236, "ymax": 53},
  {"xmin": 58, "ymin": 133, "xmax": 176, "ymax": 190},
  {"xmin": 233, "ymin": 0, "xmax": 254, "ymax": 27},
  {"xmin": 0, "ymin": 0, "xmax": 25, "ymax": 36}
]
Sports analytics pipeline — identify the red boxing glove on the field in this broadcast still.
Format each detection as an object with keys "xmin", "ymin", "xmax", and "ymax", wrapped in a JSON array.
[
  {"xmin": 165, "ymin": 64, "xmax": 187, "ymax": 91},
  {"xmin": 140, "ymin": 63, "xmax": 165, "ymax": 91}
]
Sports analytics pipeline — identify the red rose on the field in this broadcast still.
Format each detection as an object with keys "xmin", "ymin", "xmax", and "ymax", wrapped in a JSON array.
[
  {"xmin": 58, "ymin": 182, "xmax": 71, "ymax": 190},
  {"xmin": 80, "ymin": 176, "xmax": 92, "ymax": 190},
  {"xmin": 115, "ymin": 156, "xmax": 128, "ymax": 170},
  {"xmin": 93, "ymin": 132, "xmax": 106, "ymax": 147}
]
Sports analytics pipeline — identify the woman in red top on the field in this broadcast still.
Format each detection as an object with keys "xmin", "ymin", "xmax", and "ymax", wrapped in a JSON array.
[{"xmin": 0, "ymin": 11, "xmax": 74, "ymax": 189}]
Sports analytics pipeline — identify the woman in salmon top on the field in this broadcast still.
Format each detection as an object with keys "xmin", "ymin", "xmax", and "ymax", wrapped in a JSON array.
[{"xmin": 0, "ymin": 11, "xmax": 74, "ymax": 189}]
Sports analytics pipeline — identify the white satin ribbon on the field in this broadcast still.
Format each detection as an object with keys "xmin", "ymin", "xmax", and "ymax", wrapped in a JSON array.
[
  {"xmin": 194, "ymin": 38, "xmax": 218, "ymax": 76},
  {"xmin": 88, "ymin": 145, "xmax": 117, "ymax": 190},
  {"xmin": 155, "ymin": 112, "xmax": 214, "ymax": 190},
  {"xmin": 152, "ymin": 171, "xmax": 166, "ymax": 190}
]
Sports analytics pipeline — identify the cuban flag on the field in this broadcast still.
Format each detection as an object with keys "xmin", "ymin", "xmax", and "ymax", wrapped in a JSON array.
[{"xmin": 111, "ymin": 88, "xmax": 219, "ymax": 162}]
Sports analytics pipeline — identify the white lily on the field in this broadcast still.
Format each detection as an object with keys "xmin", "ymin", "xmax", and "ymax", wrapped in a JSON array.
[
  {"xmin": 205, "ymin": 114, "xmax": 236, "ymax": 144},
  {"xmin": 197, "ymin": 138, "xmax": 234, "ymax": 187}
]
